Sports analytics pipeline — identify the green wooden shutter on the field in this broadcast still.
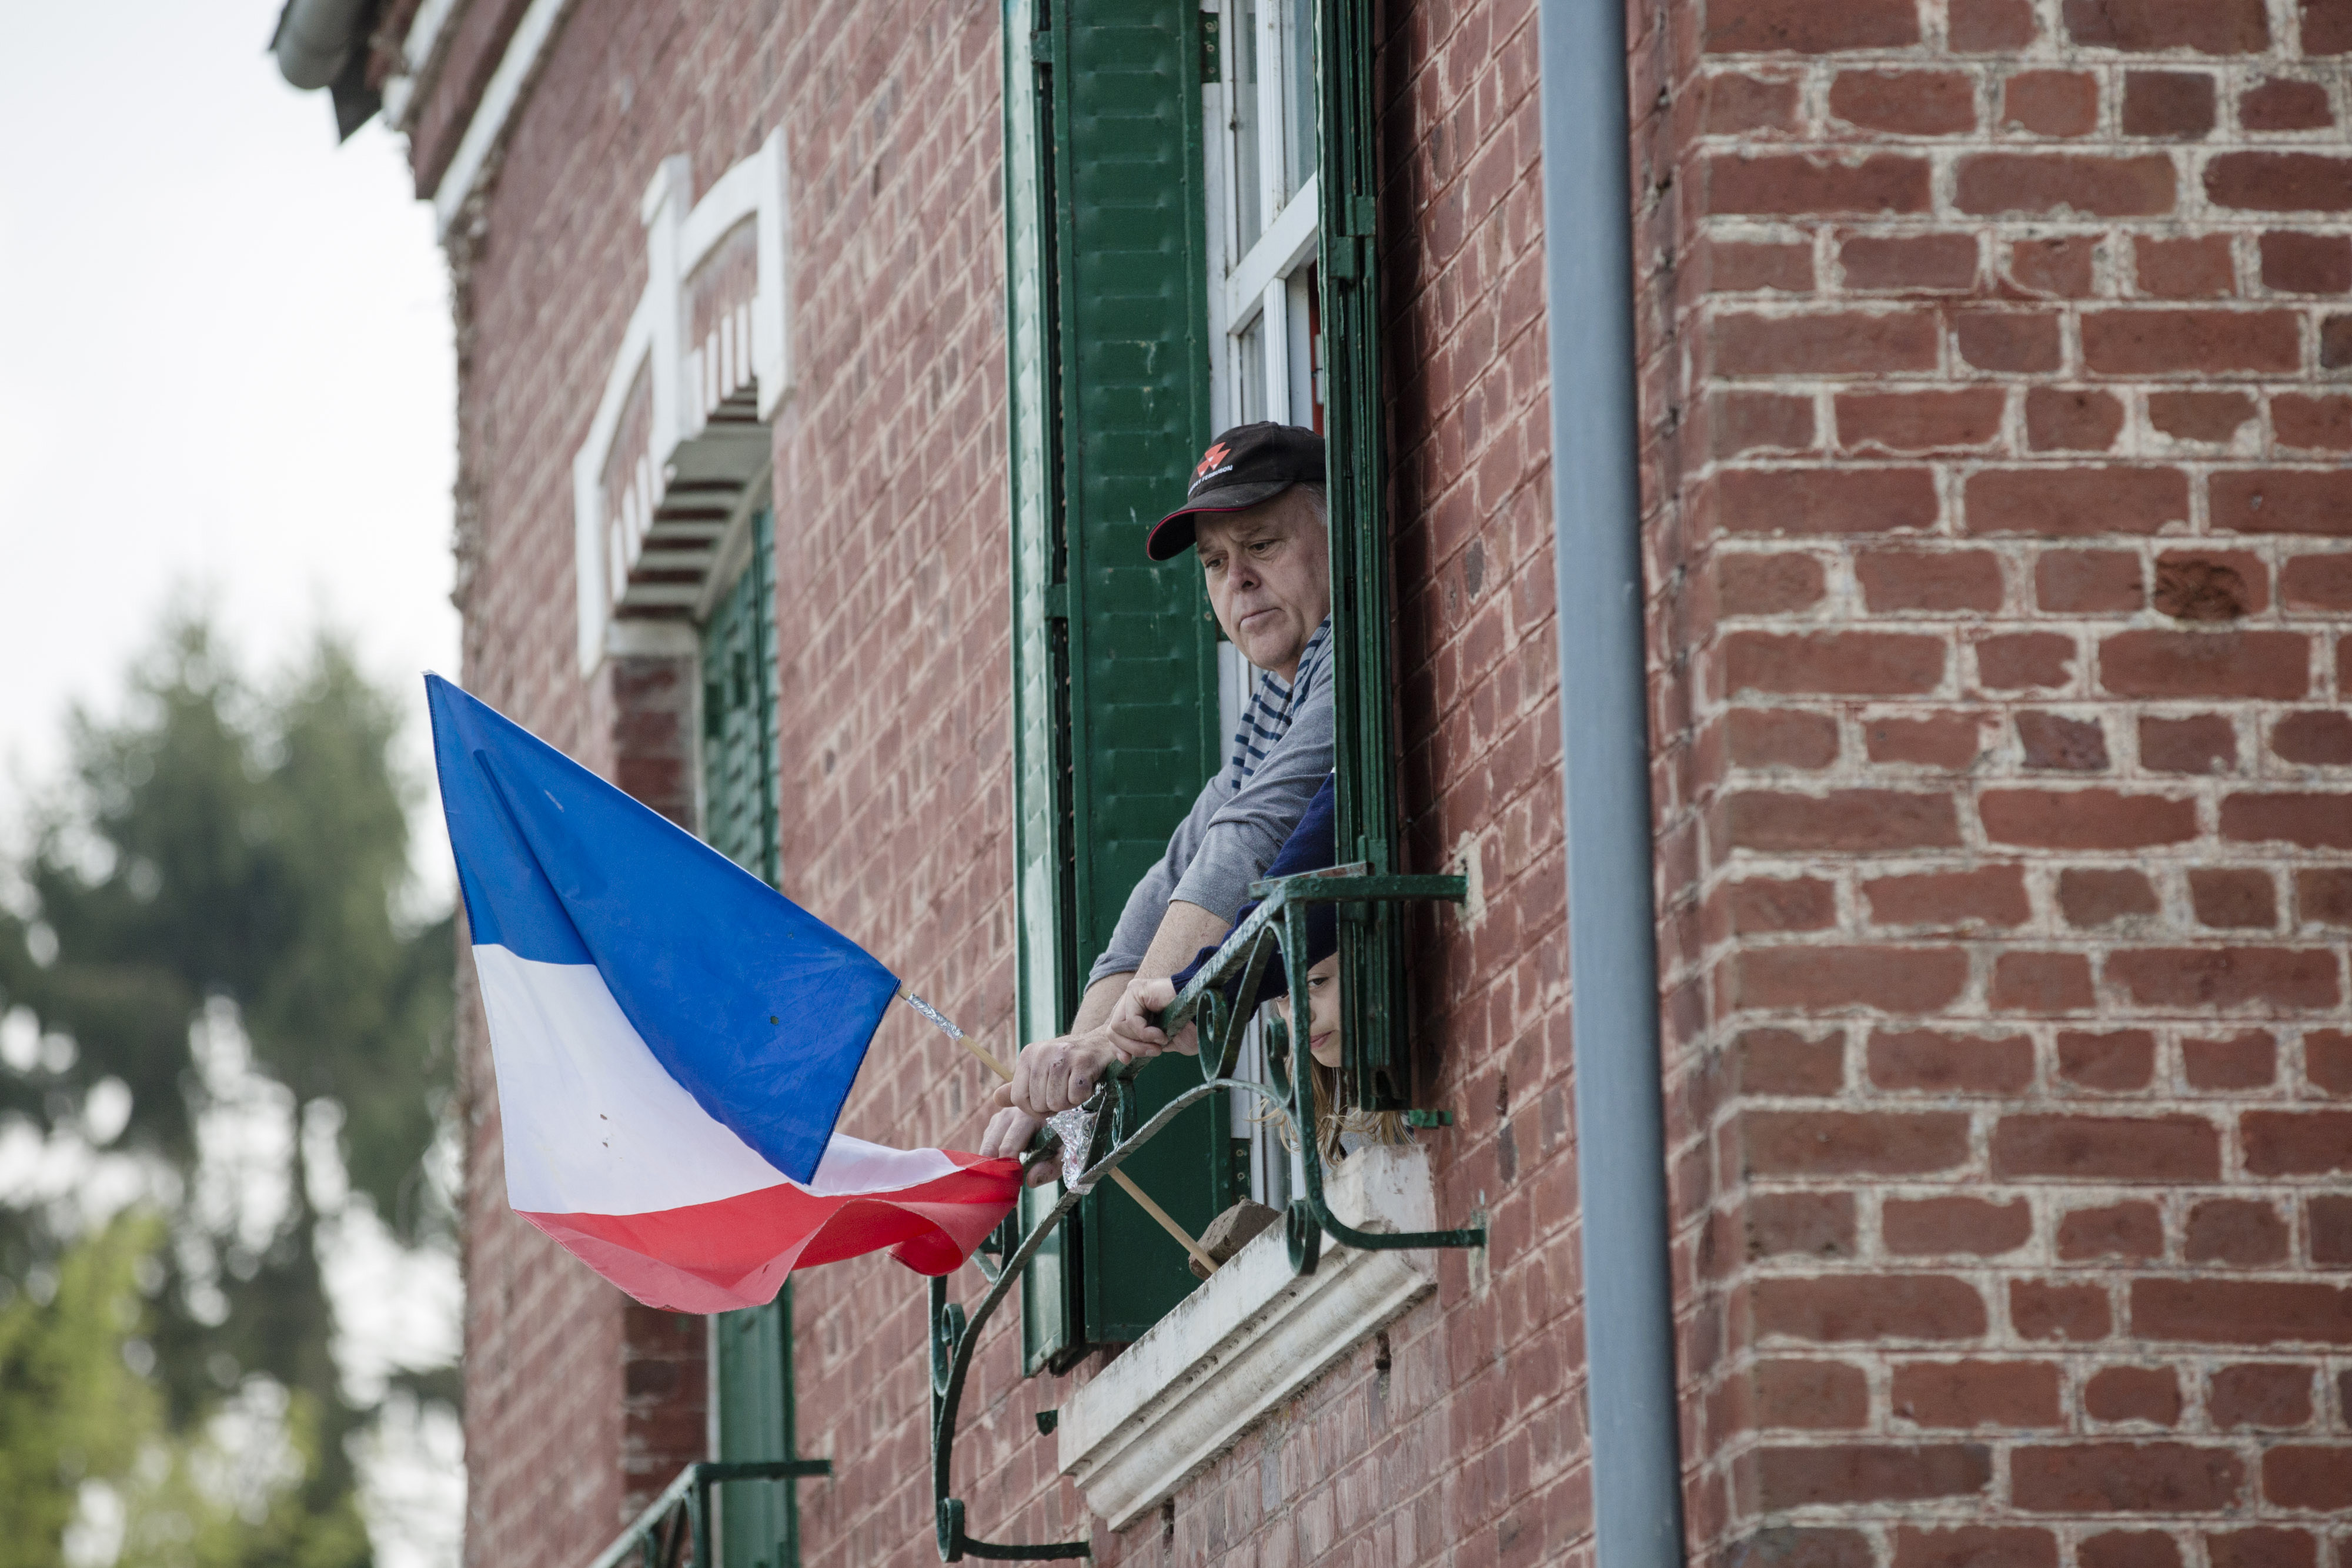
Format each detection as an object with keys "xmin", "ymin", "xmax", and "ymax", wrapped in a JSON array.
[
  {"xmin": 1005, "ymin": 0, "xmax": 1238, "ymax": 1369},
  {"xmin": 1315, "ymin": 0, "xmax": 1407, "ymax": 1111},
  {"xmin": 699, "ymin": 510, "xmax": 801, "ymax": 1568}
]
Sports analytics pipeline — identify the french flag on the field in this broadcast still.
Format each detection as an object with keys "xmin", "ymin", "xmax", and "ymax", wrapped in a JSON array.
[{"xmin": 427, "ymin": 676, "xmax": 1019, "ymax": 1313}]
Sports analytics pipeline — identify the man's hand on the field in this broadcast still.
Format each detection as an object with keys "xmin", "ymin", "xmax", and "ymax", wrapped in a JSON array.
[
  {"xmin": 1005, "ymin": 1029, "xmax": 1129, "ymax": 1118},
  {"xmin": 1108, "ymin": 976, "xmax": 1195, "ymax": 1058},
  {"xmin": 977, "ymin": 1104, "xmax": 1058, "ymax": 1187}
]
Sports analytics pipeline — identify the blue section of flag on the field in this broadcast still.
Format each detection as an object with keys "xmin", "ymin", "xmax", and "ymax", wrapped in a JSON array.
[{"xmin": 427, "ymin": 674, "xmax": 897, "ymax": 1184}]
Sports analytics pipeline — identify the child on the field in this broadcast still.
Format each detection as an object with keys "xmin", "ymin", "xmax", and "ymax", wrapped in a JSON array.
[{"xmin": 1268, "ymin": 947, "xmax": 1408, "ymax": 1163}]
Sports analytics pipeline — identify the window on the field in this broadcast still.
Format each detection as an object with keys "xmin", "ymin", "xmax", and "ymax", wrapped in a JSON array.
[
  {"xmin": 699, "ymin": 508, "xmax": 805, "ymax": 1568},
  {"xmin": 1005, "ymin": 0, "xmax": 1396, "ymax": 1367}
]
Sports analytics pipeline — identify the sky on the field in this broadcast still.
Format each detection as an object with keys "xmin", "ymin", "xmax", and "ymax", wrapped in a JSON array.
[
  {"xmin": 0, "ymin": 5, "xmax": 463, "ymax": 1563},
  {"xmin": 0, "ymin": 1, "xmax": 459, "ymax": 855}
]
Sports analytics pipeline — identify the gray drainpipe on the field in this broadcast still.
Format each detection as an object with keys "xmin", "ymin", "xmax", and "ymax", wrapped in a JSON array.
[{"xmin": 1536, "ymin": 2, "xmax": 1690, "ymax": 1566}]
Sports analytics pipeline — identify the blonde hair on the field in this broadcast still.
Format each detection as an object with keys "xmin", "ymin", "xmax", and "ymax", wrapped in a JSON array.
[{"xmin": 1254, "ymin": 1049, "xmax": 1411, "ymax": 1163}]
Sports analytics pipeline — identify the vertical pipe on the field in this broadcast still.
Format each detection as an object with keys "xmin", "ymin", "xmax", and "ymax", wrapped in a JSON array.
[{"xmin": 1535, "ymin": 1, "xmax": 1689, "ymax": 1565}]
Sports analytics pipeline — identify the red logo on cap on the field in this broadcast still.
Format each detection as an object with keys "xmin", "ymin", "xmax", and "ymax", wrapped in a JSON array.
[{"xmin": 1194, "ymin": 442, "xmax": 1230, "ymax": 479}]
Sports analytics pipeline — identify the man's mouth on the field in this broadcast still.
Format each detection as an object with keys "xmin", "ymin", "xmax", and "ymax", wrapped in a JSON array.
[{"xmin": 1238, "ymin": 608, "xmax": 1279, "ymax": 634}]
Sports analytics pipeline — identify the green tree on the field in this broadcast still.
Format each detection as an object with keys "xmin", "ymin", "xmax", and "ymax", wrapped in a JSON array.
[{"xmin": 0, "ymin": 615, "xmax": 453, "ymax": 1564}]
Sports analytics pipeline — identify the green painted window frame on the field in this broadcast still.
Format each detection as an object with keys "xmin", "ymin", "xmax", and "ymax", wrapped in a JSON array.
[{"xmin": 699, "ymin": 507, "xmax": 804, "ymax": 1568}]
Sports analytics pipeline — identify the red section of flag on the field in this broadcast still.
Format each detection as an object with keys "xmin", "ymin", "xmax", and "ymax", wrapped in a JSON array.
[{"xmin": 519, "ymin": 1153, "xmax": 1023, "ymax": 1312}]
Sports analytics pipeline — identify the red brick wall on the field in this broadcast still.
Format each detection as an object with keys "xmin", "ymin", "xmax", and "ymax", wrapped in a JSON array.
[{"xmin": 1647, "ymin": 2, "xmax": 2352, "ymax": 1564}]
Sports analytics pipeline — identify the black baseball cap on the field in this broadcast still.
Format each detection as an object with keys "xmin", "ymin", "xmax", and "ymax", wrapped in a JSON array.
[{"xmin": 1146, "ymin": 422, "xmax": 1326, "ymax": 561}]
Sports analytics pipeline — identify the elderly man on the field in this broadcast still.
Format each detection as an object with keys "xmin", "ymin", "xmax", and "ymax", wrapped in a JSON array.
[{"xmin": 978, "ymin": 422, "xmax": 1333, "ymax": 1168}]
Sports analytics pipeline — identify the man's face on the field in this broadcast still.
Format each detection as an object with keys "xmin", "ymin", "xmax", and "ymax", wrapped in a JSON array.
[{"xmin": 1194, "ymin": 490, "xmax": 1330, "ymax": 678}]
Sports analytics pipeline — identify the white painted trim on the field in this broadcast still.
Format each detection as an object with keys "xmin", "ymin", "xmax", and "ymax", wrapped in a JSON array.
[
  {"xmin": 1222, "ymin": 176, "xmax": 1318, "ymax": 335},
  {"xmin": 382, "ymin": 0, "xmax": 462, "ymax": 129},
  {"xmin": 1055, "ymin": 1144, "xmax": 1438, "ymax": 1531},
  {"xmin": 432, "ymin": 0, "xmax": 577, "ymax": 236},
  {"xmin": 601, "ymin": 621, "xmax": 699, "ymax": 658}
]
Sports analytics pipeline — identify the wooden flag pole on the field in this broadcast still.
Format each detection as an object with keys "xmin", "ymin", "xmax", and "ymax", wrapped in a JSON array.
[{"xmin": 901, "ymin": 988, "xmax": 1221, "ymax": 1276}]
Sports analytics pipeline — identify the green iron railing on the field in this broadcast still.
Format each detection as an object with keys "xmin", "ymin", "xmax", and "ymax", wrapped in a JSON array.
[
  {"xmin": 924, "ymin": 869, "xmax": 1488, "ymax": 1561},
  {"xmin": 586, "ymin": 1458, "xmax": 833, "ymax": 1568}
]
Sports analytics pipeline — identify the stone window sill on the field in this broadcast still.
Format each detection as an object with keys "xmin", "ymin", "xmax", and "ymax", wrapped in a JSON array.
[{"xmin": 1053, "ymin": 1143, "xmax": 1440, "ymax": 1530}]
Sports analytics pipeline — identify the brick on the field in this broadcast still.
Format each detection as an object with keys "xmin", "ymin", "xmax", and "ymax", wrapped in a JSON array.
[
  {"xmin": 2207, "ymin": 1529, "xmax": 2317, "ymax": 1568},
  {"xmin": 2327, "ymin": 312, "xmax": 2352, "ymax": 366},
  {"xmin": 1714, "ymin": 239, "xmax": 1816, "ymax": 292},
  {"xmin": 2082, "ymin": 309, "xmax": 2301, "ymax": 373},
  {"xmin": 1748, "ymin": 1443, "xmax": 1991, "ymax": 1509},
  {"xmin": 2008, "ymin": 236, "xmax": 2099, "ymax": 296},
  {"xmin": 1715, "ymin": 312, "xmax": 1940, "ymax": 375},
  {"xmin": 1733, "ymin": 947, "xmax": 1970, "ymax": 1012},
  {"xmin": 2241, "ymin": 1110, "xmax": 2352, "ymax": 1174},
  {"xmin": 2272, "ymin": 394, "xmax": 2352, "ymax": 450},
  {"xmin": 2059, "ymin": 868, "xmax": 2162, "ymax": 925},
  {"xmin": 2059, "ymin": 1029, "xmax": 2156, "ymax": 1089},
  {"xmin": 2086, "ymin": 1366, "xmax": 2181, "ymax": 1425},
  {"xmin": 2060, "ymin": 0, "xmax": 2270, "ymax": 52},
  {"xmin": 2271, "ymin": 710, "xmax": 2352, "ymax": 764},
  {"xmin": 1952, "ymin": 309, "xmax": 2062, "ymax": 372},
  {"xmin": 2036, "ymin": 550, "xmax": 2143, "ymax": 613},
  {"xmin": 1722, "ymin": 1530, "xmax": 1873, "ymax": 1568},
  {"xmin": 2123, "ymin": 72, "xmax": 2217, "ymax": 139},
  {"xmin": 2157, "ymin": 549, "xmax": 2267, "ymax": 618},
  {"xmin": 1728, "ymin": 708, "xmax": 1842, "ymax": 767},
  {"xmin": 1730, "ymin": 875, "xmax": 1838, "ymax": 932},
  {"xmin": 1993, "ymin": 1114, "xmax": 2221, "ymax": 1179},
  {"xmin": 1980, "ymin": 788, "xmax": 2196, "ymax": 849},
  {"xmin": 2260, "ymin": 231, "xmax": 2352, "ymax": 292},
  {"xmin": 1714, "ymin": 391, "xmax": 1817, "ymax": 457},
  {"xmin": 2013, "ymin": 1279, "xmax": 2113, "ymax": 1340},
  {"xmin": 1744, "ymin": 1191, "xmax": 1858, "ymax": 1256},
  {"xmin": 1964, "ymin": 467, "xmax": 2188, "ymax": 536},
  {"xmin": 1830, "ymin": 71, "xmax": 1977, "ymax": 135},
  {"xmin": 1747, "ymin": 1360, "xmax": 1870, "ymax": 1429},
  {"xmin": 2204, "ymin": 152, "xmax": 2352, "ymax": 212},
  {"xmin": 1707, "ymin": 154, "xmax": 1933, "ymax": 216},
  {"xmin": 1992, "ymin": 951, "xmax": 2096, "ymax": 1011},
  {"xmin": 2311, "ymin": 1194, "xmax": 2352, "ymax": 1261},
  {"xmin": 1704, "ymin": 0, "xmax": 1923, "ymax": 52},
  {"xmin": 2211, "ymin": 471, "xmax": 2352, "ymax": 536},
  {"xmin": 1885, "ymin": 1196, "xmax": 2032, "ymax": 1256},
  {"xmin": 1863, "ymin": 865, "xmax": 2030, "ymax": 928},
  {"xmin": 2078, "ymin": 1534, "xmax": 2183, "ymax": 1568},
  {"xmin": 1840, "ymin": 233, "xmax": 1980, "ymax": 293},
  {"xmin": 1892, "ymin": 1529, "xmax": 2056, "ymax": 1568},
  {"xmin": 2280, "ymin": 552, "xmax": 2352, "ymax": 608},
  {"xmin": 1865, "ymin": 713, "xmax": 1985, "ymax": 767},
  {"xmin": 2221, "ymin": 792, "xmax": 2352, "ymax": 848},
  {"xmin": 1890, "ymin": 1362, "xmax": 2061, "ymax": 1428},
  {"xmin": 2185, "ymin": 1197, "xmax": 2291, "ymax": 1263},
  {"xmin": 2190, "ymin": 868, "xmax": 2278, "ymax": 928},
  {"xmin": 2016, "ymin": 712, "xmax": 2109, "ymax": 771},
  {"xmin": 1724, "ymin": 790, "xmax": 1963, "ymax": 852},
  {"xmin": 2002, "ymin": 72, "xmax": 2099, "ymax": 137},
  {"xmin": 2107, "ymin": 947, "xmax": 2341, "ymax": 1009},
  {"xmin": 2310, "ymin": 0, "xmax": 2352, "ymax": 55},
  {"xmin": 1976, "ymin": 632, "xmax": 2077, "ymax": 690},
  {"xmin": 1855, "ymin": 548, "xmax": 2003, "ymax": 610},
  {"xmin": 2309, "ymin": 1029, "xmax": 2352, "ymax": 1093},
  {"xmin": 1728, "ymin": 1027, "xmax": 1849, "ymax": 1096},
  {"xmin": 1955, "ymin": 155, "xmax": 2176, "ymax": 218},
  {"xmin": 1719, "ymin": 550, "xmax": 1828, "ymax": 613},
  {"xmin": 1869, "ymin": 1028, "xmax": 2035, "ymax": 1092},
  {"xmin": 1706, "ymin": 71, "xmax": 1802, "ymax": 134},
  {"xmin": 1753, "ymin": 1276, "xmax": 1989, "ymax": 1343},
  {"xmin": 1727, "ymin": 631, "xmax": 1946, "ymax": 694},
  {"xmin": 1952, "ymin": 0, "xmax": 2037, "ymax": 51},
  {"xmin": 2099, "ymin": 631, "xmax": 2310, "ymax": 698},
  {"xmin": 2306, "ymin": 868, "xmax": 2352, "ymax": 925},
  {"xmin": 1718, "ymin": 467, "xmax": 1940, "ymax": 535},
  {"xmin": 2243, "ymin": 78, "xmax": 2334, "ymax": 129},
  {"xmin": 2139, "ymin": 714, "xmax": 2236, "ymax": 774},
  {"xmin": 2146, "ymin": 390, "xmax": 2255, "ymax": 442},
  {"xmin": 2207, "ymin": 1363, "xmax": 2314, "ymax": 1427},
  {"xmin": 2182, "ymin": 1031, "xmax": 2276, "ymax": 1089},
  {"xmin": 2026, "ymin": 387, "xmax": 2124, "ymax": 451},
  {"xmin": 1838, "ymin": 391, "xmax": 2004, "ymax": 453},
  {"xmin": 2135, "ymin": 235, "xmax": 2234, "ymax": 300},
  {"xmin": 2262, "ymin": 1446, "xmax": 2352, "ymax": 1509},
  {"xmin": 2011, "ymin": 1443, "xmax": 2244, "ymax": 1512},
  {"xmin": 2058, "ymin": 1201, "xmax": 2164, "ymax": 1260}
]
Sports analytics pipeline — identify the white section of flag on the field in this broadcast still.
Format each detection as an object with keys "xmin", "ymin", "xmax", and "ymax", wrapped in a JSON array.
[{"xmin": 474, "ymin": 945, "xmax": 958, "ymax": 1216}]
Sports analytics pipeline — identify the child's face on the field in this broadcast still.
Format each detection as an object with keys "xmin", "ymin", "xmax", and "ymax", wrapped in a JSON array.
[{"xmin": 1274, "ymin": 954, "xmax": 1342, "ymax": 1068}]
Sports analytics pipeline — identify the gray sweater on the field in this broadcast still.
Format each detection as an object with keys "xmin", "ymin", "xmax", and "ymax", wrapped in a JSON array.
[{"xmin": 1088, "ymin": 627, "xmax": 1336, "ymax": 984}]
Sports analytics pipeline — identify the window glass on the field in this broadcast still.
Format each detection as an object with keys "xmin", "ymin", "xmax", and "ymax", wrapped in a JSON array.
[
  {"xmin": 1284, "ymin": 0, "xmax": 1317, "ymax": 202},
  {"xmin": 1232, "ymin": 0, "xmax": 1263, "ymax": 253}
]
